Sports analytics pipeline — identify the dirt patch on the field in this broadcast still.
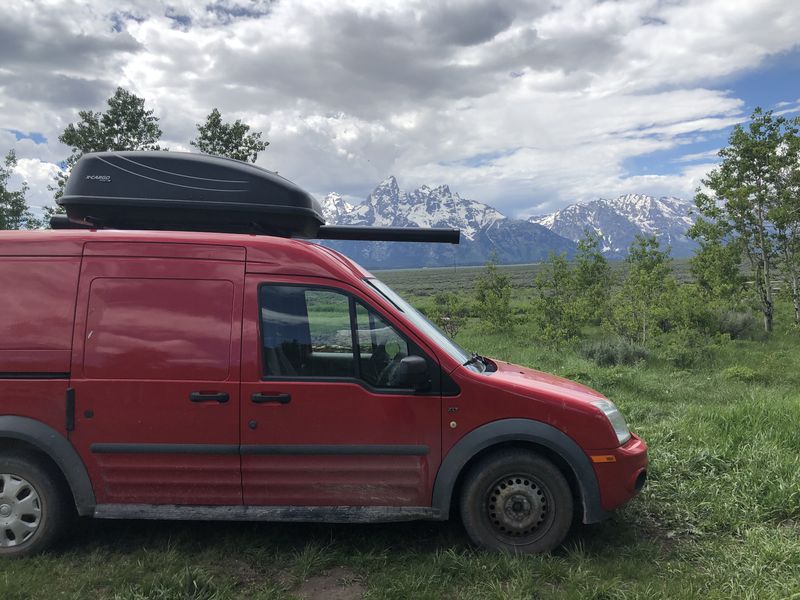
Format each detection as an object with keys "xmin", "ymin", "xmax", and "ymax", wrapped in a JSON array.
[
  {"xmin": 296, "ymin": 566, "xmax": 365, "ymax": 600},
  {"xmin": 227, "ymin": 559, "xmax": 265, "ymax": 587}
]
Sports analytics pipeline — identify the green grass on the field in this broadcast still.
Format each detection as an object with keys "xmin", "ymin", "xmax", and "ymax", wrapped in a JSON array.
[{"xmin": 4, "ymin": 276, "xmax": 800, "ymax": 599}]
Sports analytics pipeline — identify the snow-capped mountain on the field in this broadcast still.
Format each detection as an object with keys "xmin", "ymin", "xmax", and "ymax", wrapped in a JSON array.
[
  {"xmin": 320, "ymin": 192, "xmax": 355, "ymax": 224},
  {"xmin": 530, "ymin": 194, "xmax": 697, "ymax": 257},
  {"xmin": 322, "ymin": 177, "xmax": 575, "ymax": 268},
  {"xmin": 335, "ymin": 176, "xmax": 506, "ymax": 241}
]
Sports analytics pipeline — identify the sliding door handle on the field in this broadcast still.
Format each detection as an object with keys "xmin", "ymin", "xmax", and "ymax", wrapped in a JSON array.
[
  {"xmin": 251, "ymin": 392, "xmax": 291, "ymax": 404},
  {"xmin": 189, "ymin": 391, "xmax": 229, "ymax": 403}
]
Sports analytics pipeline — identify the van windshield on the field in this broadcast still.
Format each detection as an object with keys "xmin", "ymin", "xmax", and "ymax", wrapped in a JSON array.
[{"xmin": 366, "ymin": 278, "xmax": 481, "ymax": 371}]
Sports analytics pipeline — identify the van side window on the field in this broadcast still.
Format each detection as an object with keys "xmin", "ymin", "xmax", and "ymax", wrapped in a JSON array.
[
  {"xmin": 259, "ymin": 285, "xmax": 423, "ymax": 389},
  {"xmin": 355, "ymin": 302, "xmax": 409, "ymax": 387},
  {"xmin": 260, "ymin": 285, "xmax": 354, "ymax": 378}
]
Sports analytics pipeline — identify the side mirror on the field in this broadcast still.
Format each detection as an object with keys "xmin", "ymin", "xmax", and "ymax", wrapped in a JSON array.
[{"xmin": 397, "ymin": 355, "xmax": 430, "ymax": 391}]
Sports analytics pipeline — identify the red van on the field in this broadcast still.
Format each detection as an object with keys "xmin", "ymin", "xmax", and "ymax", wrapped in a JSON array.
[{"xmin": 0, "ymin": 152, "xmax": 647, "ymax": 557}]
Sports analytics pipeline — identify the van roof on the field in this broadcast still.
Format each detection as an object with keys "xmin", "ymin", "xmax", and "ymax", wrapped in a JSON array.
[{"xmin": 0, "ymin": 229, "xmax": 371, "ymax": 282}]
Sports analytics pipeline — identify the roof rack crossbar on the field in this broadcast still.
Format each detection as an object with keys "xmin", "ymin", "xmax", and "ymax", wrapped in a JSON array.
[
  {"xmin": 50, "ymin": 215, "xmax": 92, "ymax": 229},
  {"xmin": 49, "ymin": 215, "xmax": 461, "ymax": 244}
]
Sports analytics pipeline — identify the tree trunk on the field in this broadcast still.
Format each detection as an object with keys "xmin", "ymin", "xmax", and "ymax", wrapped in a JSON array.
[
  {"xmin": 753, "ymin": 259, "xmax": 773, "ymax": 332},
  {"xmin": 786, "ymin": 244, "xmax": 800, "ymax": 325},
  {"xmin": 761, "ymin": 267, "xmax": 773, "ymax": 333},
  {"xmin": 756, "ymin": 208, "xmax": 773, "ymax": 333},
  {"xmin": 641, "ymin": 306, "xmax": 647, "ymax": 345}
]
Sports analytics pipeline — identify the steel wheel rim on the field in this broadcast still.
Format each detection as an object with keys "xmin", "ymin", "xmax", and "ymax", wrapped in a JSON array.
[
  {"xmin": 483, "ymin": 472, "xmax": 554, "ymax": 545},
  {"xmin": 0, "ymin": 473, "xmax": 42, "ymax": 548}
]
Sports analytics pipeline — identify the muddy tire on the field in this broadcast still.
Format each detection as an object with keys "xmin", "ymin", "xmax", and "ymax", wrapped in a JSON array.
[
  {"xmin": 459, "ymin": 449, "xmax": 573, "ymax": 554},
  {"xmin": 0, "ymin": 453, "xmax": 73, "ymax": 557}
]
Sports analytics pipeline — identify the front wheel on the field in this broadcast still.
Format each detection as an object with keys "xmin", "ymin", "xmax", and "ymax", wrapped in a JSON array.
[
  {"xmin": 0, "ymin": 454, "xmax": 72, "ymax": 557},
  {"xmin": 459, "ymin": 450, "xmax": 573, "ymax": 554}
]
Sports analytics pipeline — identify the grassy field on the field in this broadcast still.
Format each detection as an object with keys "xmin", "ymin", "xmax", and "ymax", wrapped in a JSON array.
[
  {"xmin": 372, "ymin": 259, "xmax": 696, "ymax": 297},
  {"xmin": 4, "ymin": 266, "xmax": 800, "ymax": 599}
]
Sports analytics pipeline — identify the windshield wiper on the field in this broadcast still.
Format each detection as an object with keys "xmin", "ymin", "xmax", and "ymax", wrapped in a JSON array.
[{"xmin": 463, "ymin": 352, "xmax": 486, "ymax": 368}]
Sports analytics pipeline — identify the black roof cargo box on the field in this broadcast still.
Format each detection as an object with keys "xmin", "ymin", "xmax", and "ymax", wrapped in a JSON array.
[
  {"xmin": 58, "ymin": 151, "xmax": 460, "ymax": 244},
  {"xmin": 59, "ymin": 151, "xmax": 324, "ymax": 237}
]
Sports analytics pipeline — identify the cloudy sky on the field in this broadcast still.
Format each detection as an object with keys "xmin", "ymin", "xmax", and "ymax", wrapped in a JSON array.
[{"xmin": 1, "ymin": 0, "xmax": 799, "ymax": 218}]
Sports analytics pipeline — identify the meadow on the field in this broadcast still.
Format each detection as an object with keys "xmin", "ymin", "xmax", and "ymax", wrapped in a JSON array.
[
  {"xmin": 371, "ymin": 258, "xmax": 696, "ymax": 297},
  {"xmin": 3, "ymin": 263, "xmax": 799, "ymax": 599}
]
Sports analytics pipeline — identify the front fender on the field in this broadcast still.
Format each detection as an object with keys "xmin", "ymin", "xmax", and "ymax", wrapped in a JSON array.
[
  {"xmin": 0, "ymin": 416, "xmax": 96, "ymax": 516},
  {"xmin": 432, "ymin": 418, "xmax": 608, "ymax": 524}
]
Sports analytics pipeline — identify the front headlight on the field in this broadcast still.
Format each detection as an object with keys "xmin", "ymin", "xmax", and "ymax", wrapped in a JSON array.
[{"xmin": 591, "ymin": 399, "xmax": 631, "ymax": 445}]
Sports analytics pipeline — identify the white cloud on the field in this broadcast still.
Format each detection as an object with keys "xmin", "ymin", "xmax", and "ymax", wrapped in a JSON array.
[
  {"xmin": 12, "ymin": 159, "xmax": 63, "ymax": 212},
  {"xmin": 1, "ymin": 0, "xmax": 799, "ymax": 216},
  {"xmin": 774, "ymin": 99, "xmax": 800, "ymax": 116},
  {"xmin": 674, "ymin": 149, "xmax": 722, "ymax": 164}
]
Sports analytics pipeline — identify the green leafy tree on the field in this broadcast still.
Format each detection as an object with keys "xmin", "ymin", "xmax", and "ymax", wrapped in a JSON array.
[
  {"xmin": 50, "ymin": 87, "xmax": 164, "ymax": 209},
  {"xmin": 531, "ymin": 233, "xmax": 612, "ymax": 344},
  {"xmin": 532, "ymin": 252, "xmax": 581, "ymax": 344},
  {"xmin": 610, "ymin": 235, "xmax": 674, "ymax": 344},
  {"xmin": 662, "ymin": 282, "xmax": 717, "ymax": 335},
  {"xmin": 190, "ymin": 108, "xmax": 268, "ymax": 163},
  {"xmin": 573, "ymin": 231, "xmax": 612, "ymax": 323},
  {"xmin": 1, "ymin": 149, "xmax": 41, "ymax": 230},
  {"xmin": 692, "ymin": 107, "xmax": 797, "ymax": 332},
  {"xmin": 688, "ymin": 218, "xmax": 745, "ymax": 301},
  {"xmin": 428, "ymin": 291, "xmax": 469, "ymax": 338},
  {"xmin": 475, "ymin": 252, "xmax": 513, "ymax": 330},
  {"xmin": 770, "ymin": 116, "xmax": 800, "ymax": 323}
]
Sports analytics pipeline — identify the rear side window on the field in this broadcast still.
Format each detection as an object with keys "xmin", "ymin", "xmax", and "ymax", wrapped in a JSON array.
[
  {"xmin": 83, "ymin": 278, "xmax": 234, "ymax": 381},
  {"xmin": 259, "ymin": 284, "xmax": 428, "ymax": 389}
]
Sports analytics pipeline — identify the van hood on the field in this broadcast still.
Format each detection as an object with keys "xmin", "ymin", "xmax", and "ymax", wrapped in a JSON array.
[{"xmin": 486, "ymin": 359, "xmax": 606, "ymax": 404}]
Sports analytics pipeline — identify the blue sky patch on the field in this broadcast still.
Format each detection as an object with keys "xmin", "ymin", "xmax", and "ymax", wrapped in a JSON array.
[
  {"xmin": 623, "ymin": 47, "xmax": 800, "ymax": 180},
  {"xmin": 723, "ymin": 48, "xmax": 800, "ymax": 115},
  {"xmin": 441, "ymin": 148, "xmax": 522, "ymax": 168},
  {"xmin": 7, "ymin": 130, "xmax": 47, "ymax": 144},
  {"xmin": 165, "ymin": 10, "xmax": 192, "ymax": 29}
]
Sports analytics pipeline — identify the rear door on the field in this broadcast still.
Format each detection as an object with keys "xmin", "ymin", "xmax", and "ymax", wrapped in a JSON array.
[
  {"xmin": 68, "ymin": 242, "xmax": 245, "ymax": 506},
  {"xmin": 240, "ymin": 275, "xmax": 442, "ymax": 507}
]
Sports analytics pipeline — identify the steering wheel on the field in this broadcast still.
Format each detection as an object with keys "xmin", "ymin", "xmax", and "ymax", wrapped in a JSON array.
[
  {"xmin": 363, "ymin": 344, "xmax": 389, "ymax": 385},
  {"xmin": 376, "ymin": 352, "xmax": 406, "ymax": 387}
]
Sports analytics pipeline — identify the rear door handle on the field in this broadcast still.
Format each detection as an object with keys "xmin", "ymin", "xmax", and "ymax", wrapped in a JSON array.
[
  {"xmin": 189, "ymin": 391, "xmax": 229, "ymax": 403},
  {"xmin": 251, "ymin": 392, "xmax": 292, "ymax": 404}
]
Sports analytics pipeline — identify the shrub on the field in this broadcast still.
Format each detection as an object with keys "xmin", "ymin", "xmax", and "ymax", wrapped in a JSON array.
[
  {"xmin": 722, "ymin": 365, "xmax": 762, "ymax": 383},
  {"xmin": 428, "ymin": 291, "xmax": 469, "ymax": 338},
  {"xmin": 653, "ymin": 329, "xmax": 711, "ymax": 369},
  {"xmin": 716, "ymin": 310, "xmax": 759, "ymax": 339},
  {"xmin": 657, "ymin": 283, "xmax": 717, "ymax": 334},
  {"xmin": 580, "ymin": 338, "xmax": 648, "ymax": 367}
]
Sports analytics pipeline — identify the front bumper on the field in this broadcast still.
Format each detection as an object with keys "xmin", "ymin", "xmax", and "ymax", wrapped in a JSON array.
[{"xmin": 590, "ymin": 433, "xmax": 649, "ymax": 512}]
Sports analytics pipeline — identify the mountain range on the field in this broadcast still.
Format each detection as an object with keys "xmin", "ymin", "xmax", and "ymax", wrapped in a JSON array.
[
  {"xmin": 529, "ymin": 194, "xmax": 697, "ymax": 258},
  {"xmin": 321, "ymin": 178, "xmax": 697, "ymax": 269}
]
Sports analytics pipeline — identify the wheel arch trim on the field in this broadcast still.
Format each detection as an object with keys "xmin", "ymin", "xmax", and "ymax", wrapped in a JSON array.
[
  {"xmin": 0, "ymin": 416, "xmax": 95, "ymax": 516},
  {"xmin": 432, "ymin": 418, "xmax": 608, "ymax": 524}
]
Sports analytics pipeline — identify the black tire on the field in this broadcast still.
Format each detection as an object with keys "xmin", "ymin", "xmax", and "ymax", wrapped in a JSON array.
[
  {"xmin": 0, "ymin": 453, "xmax": 73, "ymax": 557},
  {"xmin": 459, "ymin": 450, "xmax": 573, "ymax": 554}
]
